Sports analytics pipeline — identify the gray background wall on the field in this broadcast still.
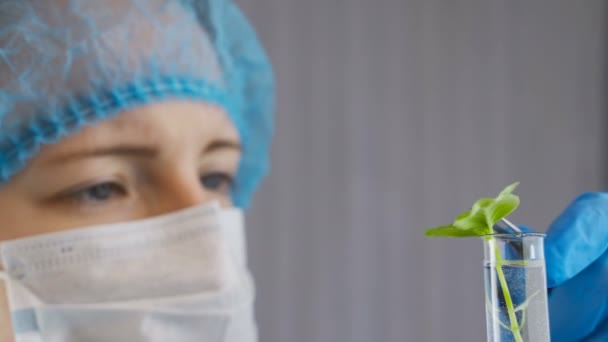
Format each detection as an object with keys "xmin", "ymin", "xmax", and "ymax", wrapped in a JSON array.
[{"xmin": 240, "ymin": 1, "xmax": 608, "ymax": 341}]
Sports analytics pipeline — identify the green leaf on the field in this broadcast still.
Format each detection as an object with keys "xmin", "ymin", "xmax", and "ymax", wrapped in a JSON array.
[
  {"xmin": 499, "ymin": 182, "xmax": 520, "ymax": 198},
  {"xmin": 452, "ymin": 213, "xmax": 488, "ymax": 231},
  {"xmin": 424, "ymin": 182, "xmax": 521, "ymax": 238},
  {"xmin": 487, "ymin": 193, "xmax": 519, "ymax": 225},
  {"xmin": 453, "ymin": 198, "xmax": 494, "ymax": 230},
  {"xmin": 424, "ymin": 225, "xmax": 491, "ymax": 237},
  {"xmin": 486, "ymin": 182, "xmax": 520, "ymax": 226}
]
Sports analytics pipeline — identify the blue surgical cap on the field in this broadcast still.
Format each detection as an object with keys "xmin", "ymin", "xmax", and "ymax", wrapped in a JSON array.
[{"xmin": 0, "ymin": 0, "xmax": 274, "ymax": 207}]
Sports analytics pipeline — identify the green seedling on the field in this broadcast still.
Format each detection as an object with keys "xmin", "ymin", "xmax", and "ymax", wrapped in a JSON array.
[
  {"xmin": 425, "ymin": 182, "xmax": 527, "ymax": 342},
  {"xmin": 425, "ymin": 182, "xmax": 520, "ymax": 238}
]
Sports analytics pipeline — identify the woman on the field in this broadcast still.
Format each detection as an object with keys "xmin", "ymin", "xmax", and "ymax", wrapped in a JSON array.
[
  {"xmin": 0, "ymin": 0, "xmax": 605, "ymax": 341},
  {"xmin": 0, "ymin": 0, "xmax": 271, "ymax": 340}
]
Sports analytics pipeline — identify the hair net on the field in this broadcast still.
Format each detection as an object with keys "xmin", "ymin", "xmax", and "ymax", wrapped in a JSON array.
[{"xmin": 0, "ymin": 0, "xmax": 274, "ymax": 207}]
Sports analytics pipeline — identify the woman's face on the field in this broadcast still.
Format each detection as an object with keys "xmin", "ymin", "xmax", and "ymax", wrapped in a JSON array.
[
  {"xmin": 0, "ymin": 101, "xmax": 240, "ymax": 340},
  {"xmin": 0, "ymin": 100, "xmax": 241, "ymax": 240}
]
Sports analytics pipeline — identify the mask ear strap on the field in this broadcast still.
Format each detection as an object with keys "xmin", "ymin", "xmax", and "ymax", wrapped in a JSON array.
[
  {"xmin": 0, "ymin": 270, "xmax": 43, "ymax": 335},
  {"xmin": 0, "ymin": 270, "xmax": 18, "ymax": 336}
]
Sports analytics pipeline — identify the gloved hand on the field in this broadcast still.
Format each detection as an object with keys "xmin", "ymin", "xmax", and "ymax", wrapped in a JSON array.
[{"xmin": 543, "ymin": 192, "xmax": 608, "ymax": 342}]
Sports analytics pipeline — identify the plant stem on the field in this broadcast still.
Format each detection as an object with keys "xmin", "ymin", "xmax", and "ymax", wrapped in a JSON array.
[{"xmin": 493, "ymin": 240, "xmax": 524, "ymax": 342}]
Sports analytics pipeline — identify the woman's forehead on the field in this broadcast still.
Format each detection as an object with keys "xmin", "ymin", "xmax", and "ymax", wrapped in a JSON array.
[
  {"xmin": 35, "ymin": 101, "xmax": 239, "ymax": 161},
  {"xmin": 99, "ymin": 101, "xmax": 235, "ymax": 134}
]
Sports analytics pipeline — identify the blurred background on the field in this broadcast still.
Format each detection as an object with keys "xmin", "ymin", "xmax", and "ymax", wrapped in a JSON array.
[{"xmin": 240, "ymin": 0, "xmax": 608, "ymax": 341}]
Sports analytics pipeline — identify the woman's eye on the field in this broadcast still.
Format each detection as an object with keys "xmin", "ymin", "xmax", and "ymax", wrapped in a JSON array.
[
  {"xmin": 200, "ymin": 172, "xmax": 234, "ymax": 193},
  {"xmin": 69, "ymin": 182, "xmax": 127, "ymax": 204}
]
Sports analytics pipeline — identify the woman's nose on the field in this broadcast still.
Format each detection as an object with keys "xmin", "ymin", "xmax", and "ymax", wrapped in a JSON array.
[{"xmin": 144, "ymin": 169, "xmax": 227, "ymax": 217}]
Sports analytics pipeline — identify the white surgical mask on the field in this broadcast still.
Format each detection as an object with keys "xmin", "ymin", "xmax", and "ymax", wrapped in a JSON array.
[{"xmin": 0, "ymin": 202, "xmax": 257, "ymax": 342}]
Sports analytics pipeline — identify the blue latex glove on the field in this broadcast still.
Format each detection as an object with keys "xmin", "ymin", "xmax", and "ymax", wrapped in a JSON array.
[{"xmin": 543, "ymin": 193, "xmax": 608, "ymax": 342}]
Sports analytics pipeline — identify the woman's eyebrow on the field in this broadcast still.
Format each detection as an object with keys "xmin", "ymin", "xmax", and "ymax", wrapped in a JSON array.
[
  {"xmin": 204, "ymin": 140, "xmax": 241, "ymax": 153},
  {"xmin": 44, "ymin": 144, "xmax": 159, "ymax": 165},
  {"xmin": 43, "ymin": 139, "xmax": 240, "ymax": 165}
]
